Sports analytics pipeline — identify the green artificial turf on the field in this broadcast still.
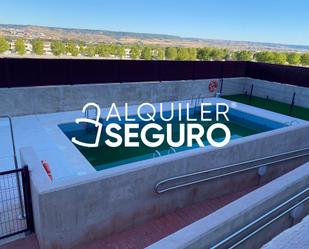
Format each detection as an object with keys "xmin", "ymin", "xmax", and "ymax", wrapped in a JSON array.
[{"xmin": 223, "ymin": 94, "xmax": 309, "ymax": 121}]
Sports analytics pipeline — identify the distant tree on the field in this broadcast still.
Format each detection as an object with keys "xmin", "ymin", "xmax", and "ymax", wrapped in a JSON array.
[
  {"xmin": 78, "ymin": 41, "xmax": 86, "ymax": 54},
  {"xmin": 301, "ymin": 53, "xmax": 309, "ymax": 65},
  {"xmin": 66, "ymin": 41, "xmax": 79, "ymax": 56},
  {"xmin": 230, "ymin": 52, "xmax": 237, "ymax": 60},
  {"xmin": 232, "ymin": 50, "xmax": 253, "ymax": 61},
  {"xmin": 0, "ymin": 36, "xmax": 9, "ymax": 53},
  {"xmin": 109, "ymin": 44, "xmax": 116, "ymax": 56},
  {"xmin": 222, "ymin": 49, "xmax": 230, "ymax": 60},
  {"xmin": 254, "ymin": 51, "xmax": 288, "ymax": 64},
  {"xmin": 177, "ymin": 48, "xmax": 190, "ymax": 60},
  {"xmin": 188, "ymin": 48, "xmax": 197, "ymax": 60},
  {"xmin": 197, "ymin": 47, "xmax": 212, "ymax": 60},
  {"xmin": 272, "ymin": 52, "xmax": 287, "ymax": 64},
  {"xmin": 84, "ymin": 44, "xmax": 96, "ymax": 57},
  {"xmin": 254, "ymin": 51, "xmax": 275, "ymax": 63},
  {"xmin": 96, "ymin": 44, "xmax": 111, "ymax": 57},
  {"xmin": 15, "ymin": 38, "xmax": 26, "ymax": 55},
  {"xmin": 287, "ymin": 53, "xmax": 301, "ymax": 65},
  {"xmin": 155, "ymin": 48, "xmax": 165, "ymax": 60},
  {"xmin": 165, "ymin": 47, "xmax": 177, "ymax": 60},
  {"xmin": 115, "ymin": 45, "xmax": 125, "ymax": 58},
  {"xmin": 51, "ymin": 41, "xmax": 65, "ymax": 56},
  {"xmin": 210, "ymin": 48, "xmax": 227, "ymax": 60},
  {"xmin": 95, "ymin": 44, "xmax": 101, "ymax": 56},
  {"xmin": 141, "ymin": 47, "xmax": 152, "ymax": 60},
  {"xmin": 32, "ymin": 40, "xmax": 44, "ymax": 55},
  {"xmin": 130, "ymin": 46, "xmax": 140, "ymax": 59}
]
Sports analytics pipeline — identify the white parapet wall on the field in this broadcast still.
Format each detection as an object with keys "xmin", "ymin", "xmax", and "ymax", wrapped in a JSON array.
[
  {"xmin": 20, "ymin": 123, "xmax": 309, "ymax": 249},
  {"xmin": 0, "ymin": 78, "xmax": 246, "ymax": 116},
  {"xmin": 244, "ymin": 78, "xmax": 309, "ymax": 109}
]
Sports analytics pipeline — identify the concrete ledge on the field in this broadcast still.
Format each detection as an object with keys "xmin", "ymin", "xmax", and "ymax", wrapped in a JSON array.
[
  {"xmin": 20, "ymin": 147, "xmax": 52, "ymax": 191},
  {"xmin": 20, "ymin": 147, "xmax": 52, "ymax": 246}
]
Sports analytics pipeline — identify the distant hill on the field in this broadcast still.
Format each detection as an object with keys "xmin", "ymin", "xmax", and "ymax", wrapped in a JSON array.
[{"xmin": 1, "ymin": 24, "xmax": 309, "ymax": 52}]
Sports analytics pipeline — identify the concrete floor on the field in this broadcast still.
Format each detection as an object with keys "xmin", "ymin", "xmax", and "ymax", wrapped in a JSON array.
[{"xmin": 262, "ymin": 215, "xmax": 309, "ymax": 249}]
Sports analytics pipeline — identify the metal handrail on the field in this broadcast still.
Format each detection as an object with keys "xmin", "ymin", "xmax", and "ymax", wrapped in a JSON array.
[
  {"xmin": 0, "ymin": 115, "xmax": 25, "ymax": 218},
  {"xmin": 155, "ymin": 147, "xmax": 309, "ymax": 194},
  {"xmin": 212, "ymin": 187, "xmax": 309, "ymax": 249},
  {"xmin": 0, "ymin": 115, "xmax": 18, "ymax": 170}
]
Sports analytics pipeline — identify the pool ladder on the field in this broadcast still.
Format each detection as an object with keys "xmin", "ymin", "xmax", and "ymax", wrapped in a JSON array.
[
  {"xmin": 168, "ymin": 147, "xmax": 176, "ymax": 154},
  {"xmin": 83, "ymin": 104, "xmax": 101, "ymax": 133},
  {"xmin": 153, "ymin": 147, "xmax": 176, "ymax": 158},
  {"xmin": 190, "ymin": 95, "xmax": 204, "ymax": 116},
  {"xmin": 153, "ymin": 150, "xmax": 161, "ymax": 158},
  {"xmin": 84, "ymin": 105, "xmax": 99, "ymax": 120},
  {"xmin": 284, "ymin": 119, "xmax": 301, "ymax": 126}
]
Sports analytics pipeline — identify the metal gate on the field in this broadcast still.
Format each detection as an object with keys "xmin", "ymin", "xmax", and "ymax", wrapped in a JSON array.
[{"xmin": 0, "ymin": 166, "xmax": 34, "ymax": 240}]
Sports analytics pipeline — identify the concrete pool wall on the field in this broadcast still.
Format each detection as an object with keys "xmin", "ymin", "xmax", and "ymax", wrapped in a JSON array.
[
  {"xmin": 1, "ymin": 77, "xmax": 246, "ymax": 116},
  {"xmin": 20, "ymin": 123, "xmax": 309, "ymax": 249},
  {"xmin": 1, "ymin": 76, "xmax": 308, "ymax": 116}
]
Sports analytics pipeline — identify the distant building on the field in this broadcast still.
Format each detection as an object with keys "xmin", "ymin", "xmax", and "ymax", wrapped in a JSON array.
[
  {"xmin": 9, "ymin": 41, "xmax": 15, "ymax": 51},
  {"xmin": 43, "ymin": 42, "xmax": 52, "ymax": 55},
  {"xmin": 125, "ymin": 48, "xmax": 131, "ymax": 58},
  {"xmin": 25, "ymin": 42, "xmax": 32, "ymax": 54}
]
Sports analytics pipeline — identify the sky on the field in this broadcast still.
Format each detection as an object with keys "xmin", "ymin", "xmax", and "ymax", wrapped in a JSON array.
[{"xmin": 0, "ymin": 0, "xmax": 309, "ymax": 45}]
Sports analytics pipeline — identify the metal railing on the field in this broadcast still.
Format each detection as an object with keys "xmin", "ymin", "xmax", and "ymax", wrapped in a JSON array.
[
  {"xmin": 0, "ymin": 115, "xmax": 25, "ymax": 217},
  {"xmin": 0, "ymin": 116, "xmax": 18, "ymax": 170},
  {"xmin": 155, "ymin": 147, "xmax": 309, "ymax": 194},
  {"xmin": 0, "ymin": 167, "xmax": 34, "ymax": 240},
  {"xmin": 212, "ymin": 187, "xmax": 309, "ymax": 249}
]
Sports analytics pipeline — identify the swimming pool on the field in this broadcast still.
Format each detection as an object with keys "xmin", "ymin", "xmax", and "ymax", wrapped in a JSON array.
[{"xmin": 59, "ymin": 107, "xmax": 286, "ymax": 171}]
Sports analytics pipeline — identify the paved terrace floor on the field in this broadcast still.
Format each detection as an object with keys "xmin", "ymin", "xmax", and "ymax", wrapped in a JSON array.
[
  {"xmin": 262, "ymin": 215, "xmax": 309, "ymax": 249},
  {"xmin": 0, "ymin": 187, "xmax": 255, "ymax": 249}
]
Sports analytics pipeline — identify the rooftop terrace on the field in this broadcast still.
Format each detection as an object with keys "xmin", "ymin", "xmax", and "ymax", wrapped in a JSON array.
[{"xmin": 0, "ymin": 59, "xmax": 308, "ymax": 249}]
